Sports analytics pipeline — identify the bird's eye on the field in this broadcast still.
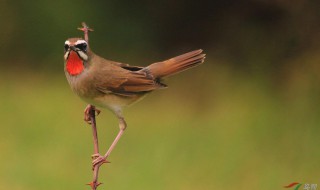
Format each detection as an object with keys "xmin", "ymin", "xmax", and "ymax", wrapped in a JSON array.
[
  {"xmin": 75, "ymin": 43, "xmax": 87, "ymax": 52},
  {"xmin": 64, "ymin": 44, "xmax": 69, "ymax": 51}
]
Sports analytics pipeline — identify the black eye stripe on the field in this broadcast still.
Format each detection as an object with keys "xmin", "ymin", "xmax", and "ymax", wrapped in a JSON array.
[
  {"xmin": 64, "ymin": 44, "xmax": 69, "ymax": 51},
  {"xmin": 75, "ymin": 43, "xmax": 87, "ymax": 51}
]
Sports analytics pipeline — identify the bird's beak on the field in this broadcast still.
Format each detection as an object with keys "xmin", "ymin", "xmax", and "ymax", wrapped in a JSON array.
[
  {"xmin": 68, "ymin": 45, "xmax": 88, "ymax": 61},
  {"xmin": 70, "ymin": 46, "xmax": 77, "ymax": 51}
]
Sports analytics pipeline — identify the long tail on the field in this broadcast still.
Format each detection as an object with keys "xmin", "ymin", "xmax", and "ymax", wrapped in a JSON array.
[{"xmin": 146, "ymin": 49, "xmax": 205, "ymax": 79}]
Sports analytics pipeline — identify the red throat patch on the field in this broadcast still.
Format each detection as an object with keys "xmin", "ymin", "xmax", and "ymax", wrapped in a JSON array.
[{"xmin": 66, "ymin": 51, "xmax": 84, "ymax": 75}]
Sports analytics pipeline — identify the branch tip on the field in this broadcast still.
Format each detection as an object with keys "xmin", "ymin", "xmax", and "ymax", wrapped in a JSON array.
[
  {"xmin": 77, "ymin": 22, "xmax": 94, "ymax": 42},
  {"xmin": 77, "ymin": 22, "xmax": 94, "ymax": 32}
]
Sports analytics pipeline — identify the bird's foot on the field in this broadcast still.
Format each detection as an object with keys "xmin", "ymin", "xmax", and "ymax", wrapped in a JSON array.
[
  {"xmin": 84, "ymin": 105, "xmax": 101, "ymax": 124},
  {"xmin": 91, "ymin": 153, "xmax": 110, "ymax": 170}
]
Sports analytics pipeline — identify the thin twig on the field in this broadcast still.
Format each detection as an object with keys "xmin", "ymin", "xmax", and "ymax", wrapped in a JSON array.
[
  {"xmin": 77, "ymin": 23, "xmax": 102, "ymax": 190},
  {"xmin": 78, "ymin": 22, "xmax": 94, "ymax": 45},
  {"xmin": 87, "ymin": 107, "xmax": 102, "ymax": 190}
]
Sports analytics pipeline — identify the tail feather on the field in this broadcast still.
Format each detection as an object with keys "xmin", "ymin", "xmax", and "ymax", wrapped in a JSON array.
[{"xmin": 146, "ymin": 49, "xmax": 205, "ymax": 78}]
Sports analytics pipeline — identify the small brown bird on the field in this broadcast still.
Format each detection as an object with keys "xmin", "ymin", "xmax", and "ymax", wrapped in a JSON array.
[{"xmin": 64, "ymin": 24, "xmax": 205, "ymax": 168}]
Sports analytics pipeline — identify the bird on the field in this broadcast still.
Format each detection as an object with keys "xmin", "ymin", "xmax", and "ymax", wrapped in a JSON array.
[{"xmin": 63, "ymin": 23, "xmax": 206, "ymax": 169}]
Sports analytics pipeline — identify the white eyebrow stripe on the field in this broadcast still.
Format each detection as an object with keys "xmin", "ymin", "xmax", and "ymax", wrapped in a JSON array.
[
  {"xmin": 65, "ymin": 40, "xmax": 71, "ymax": 45},
  {"xmin": 75, "ymin": 39, "xmax": 87, "ymax": 45}
]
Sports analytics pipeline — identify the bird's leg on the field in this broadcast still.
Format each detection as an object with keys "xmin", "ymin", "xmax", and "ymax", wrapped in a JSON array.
[
  {"xmin": 84, "ymin": 105, "xmax": 101, "ymax": 124},
  {"xmin": 92, "ymin": 116, "xmax": 127, "ymax": 168}
]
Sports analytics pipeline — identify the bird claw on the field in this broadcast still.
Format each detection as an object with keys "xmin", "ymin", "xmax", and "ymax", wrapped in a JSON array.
[
  {"xmin": 91, "ymin": 153, "xmax": 110, "ymax": 170},
  {"xmin": 84, "ymin": 105, "xmax": 101, "ymax": 124}
]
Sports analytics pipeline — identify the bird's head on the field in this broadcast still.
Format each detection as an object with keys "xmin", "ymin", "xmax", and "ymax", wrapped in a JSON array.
[
  {"xmin": 64, "ymin": 38, "xmax": 89, "ymax": 61},
  {"xmin": 64, "ymin": 38, "xmax": 89, "ymax": 76}
]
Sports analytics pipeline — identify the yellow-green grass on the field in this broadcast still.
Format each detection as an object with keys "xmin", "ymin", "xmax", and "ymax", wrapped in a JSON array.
[{"xmin": 0, "ymin": 63, "xmax": 319, "ymax": 190}]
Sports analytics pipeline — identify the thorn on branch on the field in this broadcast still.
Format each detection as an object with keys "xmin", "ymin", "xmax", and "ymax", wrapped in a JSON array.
[{"xmin": 86, "ymin": 181, "xmax": 103, "ymax": 190}]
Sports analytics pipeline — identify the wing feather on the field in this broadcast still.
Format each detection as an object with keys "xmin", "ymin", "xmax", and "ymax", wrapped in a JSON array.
[{"xmin": 92, "ymin": 60, "xmax": 163, "ymax": 96}]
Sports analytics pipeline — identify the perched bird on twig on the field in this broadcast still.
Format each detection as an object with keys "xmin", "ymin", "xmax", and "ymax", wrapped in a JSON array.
[{"xmin": 63, "ymin": 22, "xmax": 205, "ymax": 181}]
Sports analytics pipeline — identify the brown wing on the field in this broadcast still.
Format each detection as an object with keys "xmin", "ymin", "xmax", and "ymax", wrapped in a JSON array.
[
  {"xmin": 106, "ymin": 59, "xmax": 144, "ymax": 71},
  {"xmin": 92, "ymin": 57, "xmax": 165, "ymax": 96}
]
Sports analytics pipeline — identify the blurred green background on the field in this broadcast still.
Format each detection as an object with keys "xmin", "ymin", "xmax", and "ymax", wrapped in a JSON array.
[{"xmin": 1, "ymin": 0, "xmax": 320, "ymax": 189}]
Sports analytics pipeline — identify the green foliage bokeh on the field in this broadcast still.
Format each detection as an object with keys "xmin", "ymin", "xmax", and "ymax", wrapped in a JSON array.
[{"xmin": 0, "ymin": 0, "xmax": 320, "ymax": 189}]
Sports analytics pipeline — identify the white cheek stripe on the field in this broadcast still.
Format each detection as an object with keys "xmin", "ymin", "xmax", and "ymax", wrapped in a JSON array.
[
  {"xmin": 64, "ymin": 51, "xmax": 70, "ymax": 60},
  {"xmin": 77, "ymin": 51, "xmax": 88, "ymax": 61}
]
